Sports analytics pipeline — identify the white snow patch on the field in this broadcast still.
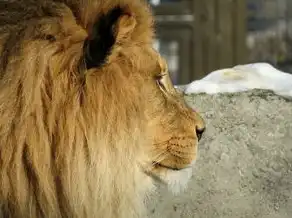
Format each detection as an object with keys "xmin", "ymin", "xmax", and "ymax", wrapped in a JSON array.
[{"xmin": 184, "ymin": 63, "xmax": 292, "ymax": 97}]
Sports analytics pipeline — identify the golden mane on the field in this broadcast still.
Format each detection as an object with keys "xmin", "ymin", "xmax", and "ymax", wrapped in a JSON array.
[
  {"xmin": 0, "ymin": 0, "xmax": 155, "ymax": 217},
  {"xmin": 0, "ymin": 0, "xmax": 205, "ymax": 217}
]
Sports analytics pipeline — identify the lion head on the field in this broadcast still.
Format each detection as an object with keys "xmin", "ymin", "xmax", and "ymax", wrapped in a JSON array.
[{"xmin": 0, "ymin": 0, "xmax": 205, "ymax": 217}]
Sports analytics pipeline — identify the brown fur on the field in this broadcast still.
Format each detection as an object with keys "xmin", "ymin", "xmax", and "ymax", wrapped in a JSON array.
[{"xmin": 0, "ymin": 0, "xmax": 205, "ymax": 217}]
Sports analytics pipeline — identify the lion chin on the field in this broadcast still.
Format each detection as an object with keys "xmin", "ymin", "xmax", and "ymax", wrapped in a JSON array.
[
  {"xmin": 142, "ymin": 159, "xmax": 197, "ymax": 195},
  {"xmin": 0, "ymin": 0, "xmax": 205, "ymax": 217},
  {"xmin": 159, "ymin": 165, "xmax": 194, "ymax": 195}
]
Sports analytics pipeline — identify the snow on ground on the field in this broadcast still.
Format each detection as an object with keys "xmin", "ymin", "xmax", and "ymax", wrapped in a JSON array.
[{"xmin": 183, "ymin": 63, "xmax": 292, "ymax": 98}]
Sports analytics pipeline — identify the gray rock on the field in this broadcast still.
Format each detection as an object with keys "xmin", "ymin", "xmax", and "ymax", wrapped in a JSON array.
[{"xmin": 147, "ymin": 89, "xmax": 292, "ymax": 218}]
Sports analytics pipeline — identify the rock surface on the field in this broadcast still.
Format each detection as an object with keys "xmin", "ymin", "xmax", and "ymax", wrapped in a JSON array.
[{"xmin": 147, "ymin": 89, "xmax": 292, "ymax": 218}]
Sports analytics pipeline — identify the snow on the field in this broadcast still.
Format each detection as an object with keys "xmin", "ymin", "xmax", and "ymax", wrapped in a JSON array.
[{"xmin": 183, "ymin": 63, "xmax": 292, "ymax": 97}]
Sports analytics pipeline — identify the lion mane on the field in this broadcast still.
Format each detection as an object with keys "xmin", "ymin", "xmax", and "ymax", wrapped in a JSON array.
[{"xmin": 0, "ymin": 0, "xmax": 205, "ymax": 217}]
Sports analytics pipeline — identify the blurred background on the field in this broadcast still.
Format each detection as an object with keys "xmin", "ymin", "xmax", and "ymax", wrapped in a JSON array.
[{"xmin": 148, "ymin": 0, "xmax": 292, "ymax": 85}]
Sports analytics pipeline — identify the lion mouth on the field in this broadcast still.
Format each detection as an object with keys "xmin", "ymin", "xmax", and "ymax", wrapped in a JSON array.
[
  {"xmin": 139, "ymin": 161, "xmax": 194, "ymax": 185},
  {"xmin": 152, "ymin": 162, "xmax": 192, "ymax": 171},
  {"xmin": 141, "ymin": 162, "xmax": 194, "ymax": 192}
]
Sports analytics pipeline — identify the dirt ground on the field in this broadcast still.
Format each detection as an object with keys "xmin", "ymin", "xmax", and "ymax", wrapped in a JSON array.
[{"xmin": 146, "ymin": 89, "xmax": 292, "ymax": 218}]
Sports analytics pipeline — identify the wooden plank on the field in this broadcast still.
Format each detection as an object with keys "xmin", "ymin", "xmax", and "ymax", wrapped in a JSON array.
[
  {"xmin": 216, "ymin": 0, "xmax": 234, "ymax": 68},
  {"xmin": 192, "ymin": 0, "xmax": 205, "ymax": 80},
  {"xmin": 202, "ymin": 0, "xmax": 217, "ymax": 74},
  {"xmin": 233, "ymin": 0, "xmax": 247, "ymax": 64}
]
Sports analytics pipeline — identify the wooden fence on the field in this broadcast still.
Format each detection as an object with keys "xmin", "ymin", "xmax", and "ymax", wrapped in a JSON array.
[
  {"xmin": 151, "ymin": 0, "xmax": 248, "ymax": 83},
  {"xmin": 192, "ymin": 0, "xmax": 248, "ymax": 79}
]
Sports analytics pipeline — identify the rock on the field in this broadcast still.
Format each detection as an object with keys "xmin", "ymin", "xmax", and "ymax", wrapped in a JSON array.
[{"xmin": 147, "ymin": 89, "xmax": 292, "ymax": 218}]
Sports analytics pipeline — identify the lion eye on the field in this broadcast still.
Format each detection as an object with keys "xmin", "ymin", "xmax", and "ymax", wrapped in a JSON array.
[{"xmin": 155, "ymin": 74, "xmax": 167, "ymax": 91}]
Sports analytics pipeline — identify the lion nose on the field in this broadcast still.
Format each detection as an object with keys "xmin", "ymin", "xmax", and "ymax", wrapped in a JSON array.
[{"xmin": 196, "ymin": 127, "xmax": 205, "ymax": 141}]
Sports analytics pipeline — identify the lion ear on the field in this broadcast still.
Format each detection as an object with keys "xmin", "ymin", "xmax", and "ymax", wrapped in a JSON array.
[
  {"xmin": 83, "ymin": 6, "xmax": 122, "ymax": 70},
  {"xmin": 115, "ymin": 13, "xmax": 137, "ymax": 41},
  {"xmin": 83, "ymin": 6, "xmax": 136, "ymax": 70}
]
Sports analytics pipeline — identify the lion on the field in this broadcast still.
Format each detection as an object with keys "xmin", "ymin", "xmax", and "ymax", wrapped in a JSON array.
[{"xmin": 0, "ymin": 0, "xmax": 205, "ymax": 217}]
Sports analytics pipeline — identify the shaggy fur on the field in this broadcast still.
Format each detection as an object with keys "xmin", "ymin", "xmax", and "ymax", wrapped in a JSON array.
[{"xmin": 0, "ymin": 0, "xmax": 205, "ymax": 217}]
